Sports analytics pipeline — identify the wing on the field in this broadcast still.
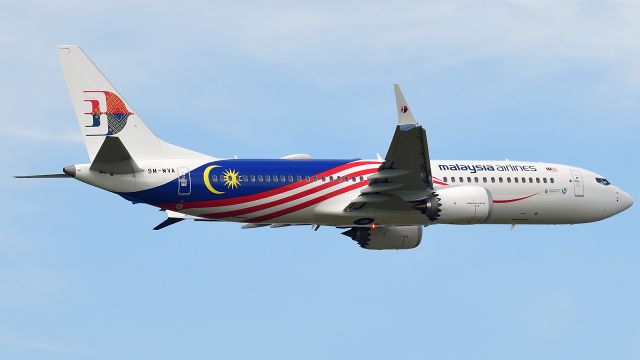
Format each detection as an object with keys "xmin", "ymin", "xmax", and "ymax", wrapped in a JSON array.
[{"xmin": 345, "ymin": 84, "xmax": 433, "ymax": 212}]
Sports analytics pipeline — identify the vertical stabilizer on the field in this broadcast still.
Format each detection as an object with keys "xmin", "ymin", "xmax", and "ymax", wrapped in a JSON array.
[{"xmin": 56, "ymin": 45, "xmax": 207, "ymax": 162}]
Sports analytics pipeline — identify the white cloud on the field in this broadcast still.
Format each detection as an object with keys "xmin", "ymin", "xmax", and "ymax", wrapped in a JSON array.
[
  {"xmin": 191, "ymin": 0, "xmax": 640, "ymax": 82},
  {"xmin": 0, "ymin": 334, "xmax": 81, "ymax": 354},
  {"xmin": 522, "ymin": 289, "xmax": 576, "ymax": 338},
  {"xmin": 1, "ymin": 127, "xmax": 82, "ymax": 143}
]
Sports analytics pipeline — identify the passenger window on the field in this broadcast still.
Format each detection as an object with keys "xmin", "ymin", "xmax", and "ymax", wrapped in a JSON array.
[
  {"xmin": 360, "ymin": 176, "xmax": 364, "ymax": 182},
  {"xmin": 543, "ymin": 178, "xmax": 547, "ymax": 183},
  {"xmin": 288, "ymin": 175, "xmax": 294, "ymax": 182},
  {"xmin": 265, "ymin": 175, "xmax": 270, "ymax": 182},
  {"xmin": 258, "ymin": 175, "xmax": 263, "ymax": 182},
  {"xmin": 550, "ymin": 178, "xmax": 554, "ymax": 184},
  {"xmin": 499, "ymin": 177, "xmax": 503, "ymax": 183},
  {"xmin": 242, "ymin": 175, "xmax": 248, "ymax": 182},
  {"xmin": 451, "ymin": 177, "xmax": 456, "ymax": 183},
  {"xmin": 529, "ymin": 177, "xmax": 533, "ymax": 183},
  {"xmin": 322, "ymin": 176, "xmax": 326, "ymax": 182},
  {"xmin": 273, "ymin": 176, "xmax": 278, "ymax": 182},
  {"xmin": 507, "ymin": 177, "xmax": 511, "ymax": 183},
  {"xmin": 329, "ymin": 176, "xmax": 334, "ymax": 182},
  {"xmin": 467, "ymin": 177, "xmax": 471, "ymax": 183},
  {"xmin": 314, "ymin": 176, "xmax": 318, "ymax": 182},
  {"xmin": 483, "ymin": 177, "xmax": 487, "ymax": 183},
  {"xmin": 536, "ymin": 178, "xmax": 540, "ymax": 183},
  {"xmin": 443, "ymin": 177, "xmax": 448, "ymax": 182},
  {"xmin": 212, "ymin": 175, "xmax": 218, "ymax": 182},
  {"xmin": 459, "ymin": 176, "xmax": 464, "ymax": 183},
  {"xmin": 280, "ymin": 175, "xmax": 285, "ymax": 182},
  {"xmin": 352, "ymin": 176, "xmax": 356, "ymax": 182},
  {"xmin": 474, "ymin": 177, "xmax": 479, "ymax": 183},
  {"xmin": 305, "ymin": 176, "xmax": 310, "ymax": 182},
  {"xmin": 491, "ymin": 177, "xmax": 495, "ymax": 183},
  {"xmin": 522, "ymin": 177, "xmax": 526, "ymax": 183},
  {"xmin": 514, "ymin": 177, "xmax": 519, "ymax": 183}
]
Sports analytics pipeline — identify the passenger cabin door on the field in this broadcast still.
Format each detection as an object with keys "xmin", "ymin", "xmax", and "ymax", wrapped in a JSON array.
[
  {"xmin": 177, "ymin": 167, "xmax": 191, "ymax": 196},
  {"xmin": 570, "ymin": 170, "xmax": 584, "ymax": 197}
]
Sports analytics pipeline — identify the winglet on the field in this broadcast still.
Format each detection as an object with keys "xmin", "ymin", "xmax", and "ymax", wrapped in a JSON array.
[{"xmin": 394, "ymin": 84, "xmax": 417, "ymax": 126}]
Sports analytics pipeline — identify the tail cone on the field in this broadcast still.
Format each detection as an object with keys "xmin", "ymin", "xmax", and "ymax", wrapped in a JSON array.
[{"xmin": 63, "ymin": 165, "xmax": 76, "ymax": 178}]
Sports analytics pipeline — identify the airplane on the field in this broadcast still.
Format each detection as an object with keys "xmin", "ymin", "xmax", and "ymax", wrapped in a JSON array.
[{"xmin": 16, "ymin": 45, "xmax": 633, "ymax": 250}]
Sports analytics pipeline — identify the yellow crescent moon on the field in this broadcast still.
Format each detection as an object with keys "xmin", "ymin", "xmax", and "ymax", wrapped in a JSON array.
[{"xmin": 203, "ymin": 165, "xmax": 225, "ymax": 194}]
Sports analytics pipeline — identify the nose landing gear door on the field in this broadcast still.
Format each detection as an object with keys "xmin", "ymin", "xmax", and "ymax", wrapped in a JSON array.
[
  {"xmin": 570, "ymin": 170, "xmax": 584, "ymax": 197},
  {"xmin": 177, "ymin": 167, "xmax": 191, "ymax": 196}
]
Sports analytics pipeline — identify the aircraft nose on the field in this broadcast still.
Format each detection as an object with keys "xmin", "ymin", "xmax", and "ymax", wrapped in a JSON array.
[{"xmin": 620, "ymin": 191, "xmax": 633, "ymax": 211}]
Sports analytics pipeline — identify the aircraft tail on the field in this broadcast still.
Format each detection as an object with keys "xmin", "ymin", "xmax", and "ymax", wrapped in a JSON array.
[{"xmin": 56, "ymin": 45, "xmax": 207, "ymax": 164}]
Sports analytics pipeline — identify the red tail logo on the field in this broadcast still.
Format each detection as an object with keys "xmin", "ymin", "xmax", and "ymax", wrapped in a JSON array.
[{"xmin": 83, "ymin": 91, "xmax": 134, "ymax": 136}]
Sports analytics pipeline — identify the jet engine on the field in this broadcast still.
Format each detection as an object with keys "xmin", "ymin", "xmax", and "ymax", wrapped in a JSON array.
[
  {"xmin": 411, "ymin": 186, "xmax": 493, "ymax": 224},
  {"xmin": 342, "ymin": 225, "xmax": 422, "ymax": 250}
]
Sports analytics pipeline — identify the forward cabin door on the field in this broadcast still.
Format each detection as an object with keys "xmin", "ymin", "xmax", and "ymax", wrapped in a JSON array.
[
  {"xmin": 177, "ymin": 167, "xmax": 191, "ymax": 196},
  {"xmin": 570, "ymin": 170, "xmax": 584, "ymax": 197}
]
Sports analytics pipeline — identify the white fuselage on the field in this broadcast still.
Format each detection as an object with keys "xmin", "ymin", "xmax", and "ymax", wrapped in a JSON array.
[
  {"xmin": 71, "ymin": 159, "xmax": 633, "ymax": 227},
  {"xmin": 431, "ymin": 160, "xmax": 630, "ymax": 224}
]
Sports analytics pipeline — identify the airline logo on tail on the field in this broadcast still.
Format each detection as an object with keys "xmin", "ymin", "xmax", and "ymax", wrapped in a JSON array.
[{"xmin": 83, "ymin": 91, "xmax": 133, "ymax": 136}]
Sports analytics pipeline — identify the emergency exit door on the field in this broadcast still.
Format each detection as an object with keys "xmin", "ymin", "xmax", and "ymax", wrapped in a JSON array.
[
  {"xmin": 177, "ymin": 167, "xmax": 191, "ymax": 196},
  {"xmin": 570, "ymin": 170, "xmax": 584, "ymax": 197}
]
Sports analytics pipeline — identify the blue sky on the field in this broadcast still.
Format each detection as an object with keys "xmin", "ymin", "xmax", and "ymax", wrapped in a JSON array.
[{"xmin": 1, "ymin": 1, "xmax": 638, "ymax": 359}]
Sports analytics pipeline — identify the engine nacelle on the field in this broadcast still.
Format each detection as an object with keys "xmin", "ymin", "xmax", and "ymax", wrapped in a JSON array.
[
  {"xmin": 342, "ymin": 225, "xmax": 423, "ymax": 250},
  {"xmin": 412, "ymin": 186, "xmax": 493, "ymax": 224}
]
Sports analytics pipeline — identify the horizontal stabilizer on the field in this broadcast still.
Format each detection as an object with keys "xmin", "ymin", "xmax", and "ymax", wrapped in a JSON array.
[
  {"xmin": 153, "ymin": 217, "xmax": 184, "ymax": 230},
  {"xmin": 14, "ymin": 173, "xmax": 69, "ymax": 179},
  {"xmin": 90, "ymin": 137, "xmax": 142, "ymax": 174},
  {"xmin": 153, "ymin": 210, "xmax": 221, "ymax": 230}
]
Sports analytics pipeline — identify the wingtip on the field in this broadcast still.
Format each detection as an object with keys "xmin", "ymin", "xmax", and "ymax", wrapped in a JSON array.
[{"xmin": 394, "ymin": 84, "xmax": 417, "ymax": 126}]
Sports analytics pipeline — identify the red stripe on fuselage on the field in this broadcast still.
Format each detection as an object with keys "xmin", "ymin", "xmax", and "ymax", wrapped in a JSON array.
[
  {"xmin": 202, "ymin": 168, "xmax": 377, "ymax": 219},
  {"xmin": 246, "ymin": 181, "xmax": 368, "ymax": 223},
  {"xmin": 432, "ymin": 176, "xmax": 448, "ymax": 186},
  {"xmin": 158, "ymin": 160, "xmax": 381, "ymax": 209},
  {"xmin": 493, "ymin": 193, "xmax": 538, "ymax": 203}
]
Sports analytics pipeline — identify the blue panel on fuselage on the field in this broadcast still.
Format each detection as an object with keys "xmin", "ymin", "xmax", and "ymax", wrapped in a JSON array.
[{"xmin": 120, "ymin": 159, "xmax": 358, "ymax": 205}]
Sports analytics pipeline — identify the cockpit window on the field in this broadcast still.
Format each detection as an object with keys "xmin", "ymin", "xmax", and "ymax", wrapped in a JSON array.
[{"xmin": 595, "ymin": 177, "xmax": 611, "ymax": 186}]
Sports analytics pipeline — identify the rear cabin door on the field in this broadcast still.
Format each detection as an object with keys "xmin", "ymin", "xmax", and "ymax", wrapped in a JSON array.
[
  {"xmin": 177, "ymin": 167, "xmax": 191, "ymax": 196},
  {"xmin": 570, "ymin": 170, "xmax": 584, "ymax": 197}
]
